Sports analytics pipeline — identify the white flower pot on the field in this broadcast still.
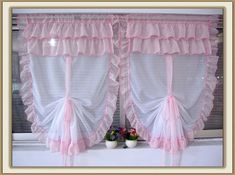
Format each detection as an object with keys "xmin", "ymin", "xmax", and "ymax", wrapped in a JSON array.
[
  {"xmin": 105, "ymin": 140, "xmax": 117, "ymax": 149},
  {"xmin": 125, "ymin": 139, "xmax": 137, "ymax": 148}
]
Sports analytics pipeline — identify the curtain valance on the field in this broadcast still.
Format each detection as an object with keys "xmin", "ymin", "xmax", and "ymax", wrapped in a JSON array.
[
  {"xmin": 18, "ymin": 14, "xmax": 114, "ymax": 56},
  {"xmin": 16, "ymin": 13, "xmax": 220, "ymax": 166},
  {"xmin": 127, "ymin": 22, "xmax": 212, "ymax": 55}
]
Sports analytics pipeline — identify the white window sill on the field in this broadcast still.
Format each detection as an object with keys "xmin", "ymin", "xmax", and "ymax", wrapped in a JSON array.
[{"xmin": 12, "ymin": 138, "xmax": 223, "ymax": 167}]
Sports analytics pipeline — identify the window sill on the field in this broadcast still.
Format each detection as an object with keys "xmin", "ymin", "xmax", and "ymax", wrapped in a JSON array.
[{"xmin": 12, "ymin": 138, "xmax": 223, "ymax": 166}]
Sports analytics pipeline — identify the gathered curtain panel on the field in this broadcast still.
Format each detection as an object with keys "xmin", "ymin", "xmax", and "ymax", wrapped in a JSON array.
[{"xmin": 17, "ymin": 14, "xmax": 219, "ymax": 166}]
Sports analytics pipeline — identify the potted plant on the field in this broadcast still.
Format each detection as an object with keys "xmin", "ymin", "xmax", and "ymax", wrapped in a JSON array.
[
  {"xmin": 125, "ymin": 128, "xmax": 139, "ymax": 148},
  {"xmin": 104, "ymin": 126, "xmax": 119, "ymax": 149},
  {"xmin": 117, "ymin": 127, "xmax": 127, "ymax": 142}
]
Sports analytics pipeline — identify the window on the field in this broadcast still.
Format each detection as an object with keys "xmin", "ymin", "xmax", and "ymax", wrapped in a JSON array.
[{"xmin": 11, "ymin": 13, "xmax": 223, "ymax": 137}]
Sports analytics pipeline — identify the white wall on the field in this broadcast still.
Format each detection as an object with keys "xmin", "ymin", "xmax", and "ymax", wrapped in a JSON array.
[{"xmin": 13, "ymin": 138, "xmax": 222, "ymax": 166}]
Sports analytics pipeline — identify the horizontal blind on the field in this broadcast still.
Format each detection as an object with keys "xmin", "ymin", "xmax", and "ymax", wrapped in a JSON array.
[{"xmin": 204, "ymin": 41, "xmax": 223, "ymax": 129}]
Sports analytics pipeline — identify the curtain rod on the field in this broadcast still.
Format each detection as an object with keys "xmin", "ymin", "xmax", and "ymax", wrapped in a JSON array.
[
  {"xmin": 12, "ymin": 9, "xmax": 223, "ymax": 15},
  {"xmin": 13, "ymin": 14, "xmax": 222, "ymax": 21},
  {"xmin": 12, "ymin": 16, "xmax": 222, "ymax": 21},
  {"xmin": 13, "ymin": 17, "xmax": 222, "ymax": 23}
]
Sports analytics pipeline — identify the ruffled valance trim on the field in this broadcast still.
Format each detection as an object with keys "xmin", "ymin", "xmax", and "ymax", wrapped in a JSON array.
[
  {"xmin": 22, "ymin": 22, "xmax": 113, "ymax": 39},
  {"xmin": 126, "ymin": 21, "xmax": 214, "ymax": 55},
  {"xmin": 19, "ymin": 38, "xmax": 113, "ymax": 56},
  {"xmin": 126, "ymin": 22, "xmax": 210, "ymax": 39},
  {"xmin": 130, "ymin": 37, "xmax": 212, "ymax": 55},
  {"xmin": 17, "ymin": 14, "xmax": 114, "ymax": 57}
]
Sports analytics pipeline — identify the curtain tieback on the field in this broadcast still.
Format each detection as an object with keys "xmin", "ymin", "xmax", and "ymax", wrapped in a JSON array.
[{"xmin": 165, "ymin": 95, "xmax": 180, "ymax": 121}]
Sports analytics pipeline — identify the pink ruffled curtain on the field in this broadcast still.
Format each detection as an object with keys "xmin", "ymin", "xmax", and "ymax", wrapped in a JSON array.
[
  {"xmin": 17, "ymin": 14, "xmax": 219, "ymax": 166},
  {"xmin": 119, "ymin": 14, "xmax": 219, "ymax": 165},
  {"xmin": 18, "ymin": 14, "xmax": 119, "ymax": 165}
]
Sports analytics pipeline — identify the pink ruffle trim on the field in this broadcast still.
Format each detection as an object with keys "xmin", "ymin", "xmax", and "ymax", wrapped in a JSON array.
[
  {"xmin": 19, "ymin": 38, "xmax": 113, "ymax": 56},
  {"xmin": 130, "ymin": 37, "xmax": 212, "ymax": 55},
  {"xmin": 185, "ymin": 56, "xmax": 218, "ymax": 140},
  {"xmin": 87, "ymin": 42, "xmax": 120, "ymax": 147},
  {"xmin": 22, "ymin": 21, "xmax": 113, "ymax": 39},
  {"xmin": 17, "ymin": 14, "xmax": 113, "ymax": 56},
  {"xmin": 20, "ymin": 55, "xmax": 48, "ymax": 142},
  {"xmin": 126, "ymin": 22, "xmax": 210, "ymax": 39},
  {"xmin": 126, "ymin": 21, "xmax": 213, "ymax": 55}
]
